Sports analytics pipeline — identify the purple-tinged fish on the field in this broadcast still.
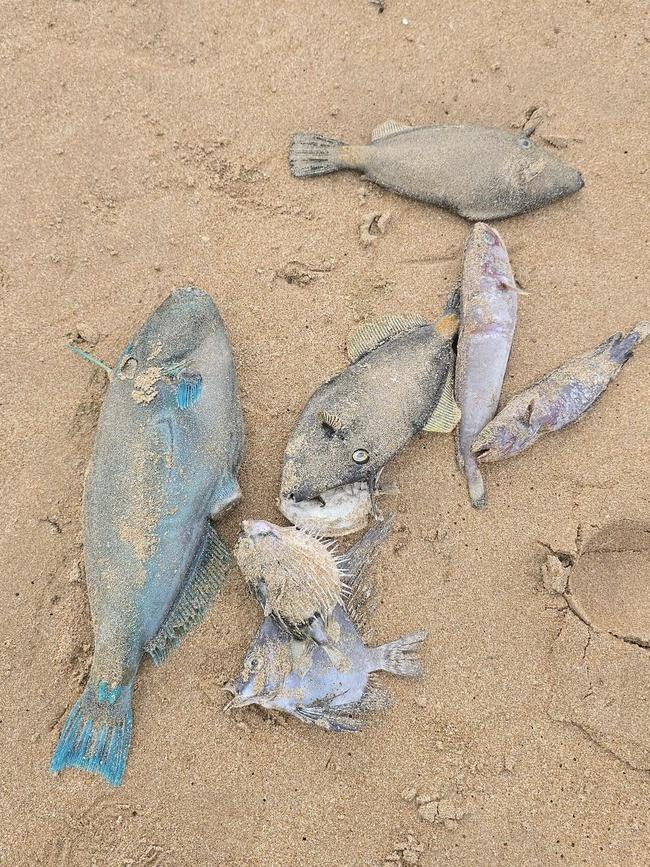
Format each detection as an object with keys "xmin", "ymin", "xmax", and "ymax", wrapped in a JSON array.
[
  {"xmin": 472, "ymin": 322, "xmax": 650, "ymax": 463},
  {"xmin": 454, "ymin": 223, "xmax": 518, "ymax": 507}
]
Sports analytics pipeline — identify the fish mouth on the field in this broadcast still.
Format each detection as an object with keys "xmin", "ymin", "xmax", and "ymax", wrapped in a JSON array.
[{"xmin": 278, "ymin": 482, "xmax": 374, "ymax": 537}]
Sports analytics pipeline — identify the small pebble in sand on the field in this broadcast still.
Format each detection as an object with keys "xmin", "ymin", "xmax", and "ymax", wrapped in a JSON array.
[{"xmin": 360, "ymin": 212, "xmax": 391, "ymax": 246}]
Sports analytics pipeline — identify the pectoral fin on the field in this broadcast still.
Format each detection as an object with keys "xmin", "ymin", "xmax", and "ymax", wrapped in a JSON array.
[
  {"xmin": 423, "ymin": 367, "xmax": 461, "ymax": 434},
  {"xmin": 176, "ymin": 371, "xmax": 203, "ymax": 410}
]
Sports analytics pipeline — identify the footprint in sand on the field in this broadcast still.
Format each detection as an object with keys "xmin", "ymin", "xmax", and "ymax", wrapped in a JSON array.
[{"xmin": 548, "ymin": 521, "xmax": 650, "ymax": 770}]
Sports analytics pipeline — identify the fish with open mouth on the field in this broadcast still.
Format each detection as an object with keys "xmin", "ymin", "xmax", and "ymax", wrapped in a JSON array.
[
  {"xmin": 50, "ymin": 287, "xmax": 244, "ymax": 786},
  {"xmin": 278, "ymin": 296, "xmax": 461, "ymax": 536},
  {"xmin": 471, "ymin": 321, "xmax": 650, "ymax": 463},
  {"xmin": 226, "ymin": 521, "xmax": 426, "ymax": 731},
  {"xmin": 454, "ymin": 223, "xmax": 518, "ymax": 508},
  {"xmin": 289, "ymin": 120, "xmax": 584, "ymax": 221}
]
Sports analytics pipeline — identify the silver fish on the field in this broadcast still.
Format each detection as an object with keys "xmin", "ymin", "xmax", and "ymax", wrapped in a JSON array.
[
  {"xmin": 472, "ymin": 322, "xmax": 650, "ymax": 463},
  {"xmin": 278, "ymin": 298, "xmax": 461, "ymax": 536},
  {"xmin": 226, "ymin": 522, "xmax": 426, "ymax": 731},
  {"xmin": 290, "ymin": 120, "xmax": 584, "ymax": 221},
  {"xmin": 50, "ymin": 287, "xmax": 244, "ymax": 786},
  {"xmin": 455, "ymin": 223, "xmax": 518, "ymax": 507}
]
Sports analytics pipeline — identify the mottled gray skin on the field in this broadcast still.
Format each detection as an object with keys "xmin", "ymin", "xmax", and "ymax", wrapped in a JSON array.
[
  {"xmin": 455, "ymin": 223, "xmax": 517, "ymax": 507},
  {"xmin": 280, "ymin": 323, "xmax": 454, "ymax": 504},
  {"xmin": 472, "ymin": 322, "xmax": 650, "ymax": 462},
  {"xmin": 227, "ymin": 522, "xmax": 426, "ymax": 731},
  {"xmin": 85, "ymin": 287, "xmax": 244, "ymax": 690},
  {"xmin": 291, "ymin": 124, "xmax": 584, "ymax": 221}
]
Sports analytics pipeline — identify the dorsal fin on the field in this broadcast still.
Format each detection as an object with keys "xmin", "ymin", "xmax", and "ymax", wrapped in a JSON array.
[
  {"xmin": 346, "ymin": 313, "xmax": 427, "ymax": 362},
  {"xmin": 371, "ymin": 120, "xmax": 413, "ymax": 142},
  {"xmin": 423, "ymin": 365, "xmax": 461, "ymax": 433}
]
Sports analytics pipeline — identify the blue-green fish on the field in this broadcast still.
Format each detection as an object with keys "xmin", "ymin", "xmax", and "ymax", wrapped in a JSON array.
[{"xmin": 50, "ymin": 287, "xmax": 244, "ymax": 786}]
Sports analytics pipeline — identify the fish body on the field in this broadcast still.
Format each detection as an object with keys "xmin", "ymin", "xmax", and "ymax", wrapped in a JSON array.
[
  {"xmin": 228, "ymin": 522, "xmax": 426, "ymax": 731},
  {"xmin": 51, "ymin": 287, "xmax": 244, "ymax": 786},
  {"xmin": 290, "ymin": 121, "xmax": 584, "ymax": 221},
  {"xmin": 278, "ymin": 306, "xmax": 460, "ymax": 536},
  {"xmin": 454, "ymin": 223, "xmax": 518, "ymax": 507},
  {"xmin": 472, "ymin": 322, "xmax": 650, "ymax": 462}
]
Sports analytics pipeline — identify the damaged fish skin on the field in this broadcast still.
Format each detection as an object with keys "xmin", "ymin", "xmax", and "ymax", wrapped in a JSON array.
[
  {"xmin": 227, "ymin": 522, "xmax": 426, "ymax": 731},
  {"xmin": 454, "ymin": 223, "xmax": 518, "ymax": 508},
  {"xmin": 289, "ymin": 121, "xmax": 584, "ymax": 221},
  {"xmin": 278, "ymin": 298, "xmax": 460, "ymax": 537},
  {"xmin": 50, "ymin": 287, "xmax": 244, "ymax": 786},
  {"xmin": 472, "ymin": 321, "xmax": 650, "ymax": 463}
]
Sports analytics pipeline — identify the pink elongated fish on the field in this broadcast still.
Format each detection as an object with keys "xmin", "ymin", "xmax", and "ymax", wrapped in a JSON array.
[
  {"xmin": 454, "ymin": 223, "xmax": 518, "ymax": 507},
  {"xmin": 472, "ymin": 321, "xmax": 650, "ymax": 462}
]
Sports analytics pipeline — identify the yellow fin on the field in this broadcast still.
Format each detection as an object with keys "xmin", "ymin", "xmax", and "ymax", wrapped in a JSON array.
[
  {"xmin": 371, "ymin": 120, "xmax": 413, "ymax": 142},
  {"xmin": 434, "ymin": 312, "xmax": 459, "ymax": 340},
  {"xmin": 423, "ymin": 366, "xmax": 461, "ymax": 434},
  {"xmin": 346, "ymin": 313, "xmax": 427, "ymax": 362}
]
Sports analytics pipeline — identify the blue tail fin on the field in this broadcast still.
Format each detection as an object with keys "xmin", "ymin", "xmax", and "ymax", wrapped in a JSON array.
[{"xmin": 50, "ymin": 680, "xmax": 134, "ymax": 787}]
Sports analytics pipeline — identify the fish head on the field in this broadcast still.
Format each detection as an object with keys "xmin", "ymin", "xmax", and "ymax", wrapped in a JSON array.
[
  {"xmin": 471, "ymin": 413, "xmax": 531, "ymax": 462},
  {"xmin": 510, "ymin": 133, "xmax": 584, "ymax": 208},
  {"xmin": 278, "ymin": 410, "xmax": 380, "ymax": 536},
  {"xmin": 113, "ymin": 287, "xmax": 222, "ymax": 397},
  {"xmin": 225, "ymin": 617, "xmax": 294, "ymax": 711}
]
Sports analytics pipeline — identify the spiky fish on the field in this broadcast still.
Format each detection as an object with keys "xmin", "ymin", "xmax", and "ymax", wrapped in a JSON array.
[
  {"xmin": 278, "ymin": 297, "xmax": 461, "ymax": 536},
  {"xmin": 455, "ymin": 223, "xmax": 518, "ymax": 507},
  {"xmin": 234, "ymin": 519, "xmax": 349, "ymax": 642},
  {"xmin": 226, "ymin": 522, "xmax": 426, "ymax": 731},
  {"xmin": 472, "ymin": 322, "xmax": 650, "ymax": 463},
  {"xmin": 290, "ymin": 120, "xmax": 584, "ymax": 221},
  {"xmin": 50, "ymin": 287, "xmax": 244, "ymax": 786}
]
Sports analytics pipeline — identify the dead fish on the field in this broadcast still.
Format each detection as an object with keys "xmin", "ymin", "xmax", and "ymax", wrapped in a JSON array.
[
  {"xmin": 234, "ymin": 519, "xmax": 348, "ymax": 642},
  {"xmin": 455, "ymin": 223, "xmax": 518, "ymax": 507},
  {"xmin": 472, "ymin": 321, "xmax": 650, "ymax": 463},
  {"xmin": 226, "ymin": 522, "xmax": 426, "ymax": 731},
  {"xmin": 289, "ymin": 120, "xmax": 584, "ymax": 221},
  {"xmin": 278, "ymin": 296, "xmax": 461, "ymax": 536},
  {"xmin": 50, "ymin": 287, "xmax": 244, "ymax": 786}
]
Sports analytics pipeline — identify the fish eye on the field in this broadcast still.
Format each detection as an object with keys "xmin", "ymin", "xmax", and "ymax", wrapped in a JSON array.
[
  {"xmin": 518, "ymin": 136, "xmax": 532, "ymax": 149},
  {"xmin": 352, "ymin": 448, "xmax": 370, "ymax": 465},
  {"xmin": 118, "ymin": 356, "xmax": 138, "ymax": 380},
  {"xmin": 246, "ymin": 653, "xmax": 261, "ymax": 672}
]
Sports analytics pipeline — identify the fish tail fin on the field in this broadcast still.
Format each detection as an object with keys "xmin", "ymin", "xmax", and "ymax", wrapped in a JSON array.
[
  {"xmin": 464, "ymin": 456, "xmax": 486, "ymax": 509},
  {"xmin": 50, "ymin": 679, "xmax": 134, "ymax": 787},
  {"xmin": 608, "ymin": 321, "xmax": 650, "ymax": 364},
  {"xmin": 377, "ymin": 629, "xmax": 427, "ymax": 677},
  {"xmin": 289, "ymin": 133, "xmax": 347, "ymax": 177}
]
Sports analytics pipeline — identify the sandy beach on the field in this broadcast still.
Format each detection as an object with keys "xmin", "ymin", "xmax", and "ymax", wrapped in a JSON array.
[{"xmin": 1, "ymin": 1, "xmax": 649, "ymax": 865}]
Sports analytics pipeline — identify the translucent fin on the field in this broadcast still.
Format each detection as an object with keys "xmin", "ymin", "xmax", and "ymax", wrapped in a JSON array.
[
  {"xmin": 145, "ymin": 523, "xmax": 232, "ymax": 665},
  {"xmin": 423, "ymin": 367, "xmax": 461, "ymax": 433},
  {"xmin": 346, "ymin": 314, "xmax": 427, "ymax": 362},
  {"xmin": 176, "ymin": 371, "xmax": 203, "ymax": 410},
  {"xmin": 292, "ymin": 682, "xmax": 389, "ymax": 732},
  {"xmin": 342, "ymin": 518, "xmax": 393, "ymax": 632},
  {"xmin": 376, "ymin": 630, "xmax": 427, "ymax": 676},
  {"xmin": 289, "ymin": 133, "xmax": 345, "ymax": 177},
  {"xmin": 317, "ymin": 410, "xmax": 344, "ymax": 433},
  {"xmin": 209, "ymin": 472, "xmax": 242, "ymax": 519},
  {"xmin": 371, "ymin": 120, "xmax": 413, "ymax": 142},
  {"xmin": 50, "ymin": 679, "xmax": 134, "ymax": 787}
]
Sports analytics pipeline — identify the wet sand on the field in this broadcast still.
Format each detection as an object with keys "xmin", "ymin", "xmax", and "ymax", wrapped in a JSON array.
[{"xmin": 1, "ymin": 1, "xmax": 649, "ymax": 865}]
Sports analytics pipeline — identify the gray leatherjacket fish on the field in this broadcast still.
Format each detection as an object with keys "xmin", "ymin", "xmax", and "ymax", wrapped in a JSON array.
[
  {"xmin": 472, "ymin": 322, "xmax": 650, "ymax": 463},
  {"xmin": 50, "ymin": 287, "xmax": 244, "ymax": 786},
  {"xmin": 289, "ymin": 120, "xmax": 584, "ymax": 221},
  {"xmin": 278, "ymin": 298, "xmax": 461, "ymax": 537},
  {"xmin": 226, "ymin": 522, "xmax": 426, "ymax": 731},
  {"xmin": 455, "ymin": 223, "xmax": 518, "ymax": 508}
]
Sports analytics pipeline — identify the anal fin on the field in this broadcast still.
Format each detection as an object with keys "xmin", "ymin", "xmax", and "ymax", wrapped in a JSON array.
[
  {"xmin": 371, "ymin": 120, "xmax": 413, "ymax": 142},
  {"xmin": 423, "ymin": 366, "xmax": 461, "ymax": 433},
  {"xmin": 145, "ymin": 523, "xmax": 232, "ymax": 665},
  {"xmin": 346, "ymin": 314, "xmax": 427, "ymax": 362}
]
